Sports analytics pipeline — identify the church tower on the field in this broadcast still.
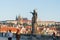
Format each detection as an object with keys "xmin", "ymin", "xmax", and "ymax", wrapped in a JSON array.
[
  {"xmin": 16, "ymin": 15, "xmax": 18, "ymax": 20},
  {"xmin": 16, "ymin": 15, "xmax": 23, "ymax": 25}
]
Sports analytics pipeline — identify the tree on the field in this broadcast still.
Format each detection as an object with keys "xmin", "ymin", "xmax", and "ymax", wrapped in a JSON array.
[{"xmin": 23, "ymin": 23, "xmax": 28, "ymax": 27}]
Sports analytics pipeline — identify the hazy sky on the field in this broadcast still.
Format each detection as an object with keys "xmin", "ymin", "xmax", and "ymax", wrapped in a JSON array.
[{"xmin": 0, "ymin": 0, "xmax": 60, "ymax": 21}]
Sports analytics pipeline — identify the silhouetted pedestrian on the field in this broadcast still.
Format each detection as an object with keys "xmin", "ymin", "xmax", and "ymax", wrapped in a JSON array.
[
  {"xmin": 7, "ymin": 30, "xmax": 13, "ymax": 40},
  {"xmin": 52, "ymin": 32, "xmax": 56, "ymax": 40},
  {"xmin": 16, "ymin": 29, "xmax": 20, "ymax": 40}
]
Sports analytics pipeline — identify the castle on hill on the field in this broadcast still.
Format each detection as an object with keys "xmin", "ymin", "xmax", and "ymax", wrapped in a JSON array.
[{"xmin": 0, "ymin": 15, "xmax": 60, "ymax": 28}]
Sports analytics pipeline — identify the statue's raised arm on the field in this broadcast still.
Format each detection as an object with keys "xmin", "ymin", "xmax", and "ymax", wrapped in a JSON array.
[{"xmin": 31, "ymin": 9, "xmax": 37, "ymax": 23}]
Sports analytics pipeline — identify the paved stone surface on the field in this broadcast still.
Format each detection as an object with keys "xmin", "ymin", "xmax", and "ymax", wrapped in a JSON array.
[
  {"xmin": 0, "ymin": 37, "xmax": 53, "ymax": 40},
  {"xmin": 0, "ymin": 36, "xmax": 60, "ymax": 40},
  {"xmin": 0, "ymin": 37, "xmax": 16, "ymax": 40}
]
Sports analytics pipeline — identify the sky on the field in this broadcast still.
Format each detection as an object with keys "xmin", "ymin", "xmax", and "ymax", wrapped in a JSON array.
[{"xmin": 0, "ymin": 0, "xmax": 60, "ymax": 21}]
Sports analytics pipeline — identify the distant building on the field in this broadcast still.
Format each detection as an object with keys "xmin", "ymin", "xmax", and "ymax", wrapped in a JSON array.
[
  {"xmin": 55, "ymin": 22, "xmax": 60, "ymax": 26},
  {"xmin": 0, "ymin": 15, "xmax": 60, "ymax": 28},
  {"xmin": 0, "ymin": 15, "xmax": 60, "ymax": 35},
  {"xmin": 37, "ymin": 21, "xmax": 55, "ymax": 27}
]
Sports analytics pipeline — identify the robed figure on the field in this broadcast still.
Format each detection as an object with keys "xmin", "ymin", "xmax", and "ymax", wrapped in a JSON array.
[{"xmin": 31, "ymin": 9, "xmax": 37, "ymax": 34}]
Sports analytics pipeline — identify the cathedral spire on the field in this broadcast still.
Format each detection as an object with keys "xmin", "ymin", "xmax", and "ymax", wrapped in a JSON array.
[{"xmin": 16, "ymin": 15, "xmax": 18, "ymax": 20}]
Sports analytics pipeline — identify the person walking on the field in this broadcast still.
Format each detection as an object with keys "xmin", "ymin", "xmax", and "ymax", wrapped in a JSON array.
[
  {"xmin": 7, "ymin": 30, "xmax": 13, "ymax": 40},
  {"xmin": 16, "ymin": 29, "xmax": 20, "ymax": 40},
  {"xmin": 52, "ymin": 32, "xmax": 56, "ymax": 40}
]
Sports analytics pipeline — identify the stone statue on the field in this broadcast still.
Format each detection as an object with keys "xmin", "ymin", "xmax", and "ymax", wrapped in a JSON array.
[
  {"xmin": 31, "ymin": 9, "xmax": 37, "ymax": 34},
  {"xmin": 31, "ymin": 10, "xmax": 37, "ymax": 23}
]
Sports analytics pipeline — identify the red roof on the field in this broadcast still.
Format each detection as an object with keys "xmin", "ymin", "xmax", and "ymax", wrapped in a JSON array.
[{"xmin": 26, "ymin": 26, "xmax": 32, "ymax": 29}]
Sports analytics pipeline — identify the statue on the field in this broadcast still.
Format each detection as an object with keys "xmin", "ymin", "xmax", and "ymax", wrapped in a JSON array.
[
  {"xmin": 31, "ymin": 10, "xmax": 37, "ymax": 23},
  {"xmin": 31, "ymin": 9, "xmax": 37, "ymax": 34}
]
